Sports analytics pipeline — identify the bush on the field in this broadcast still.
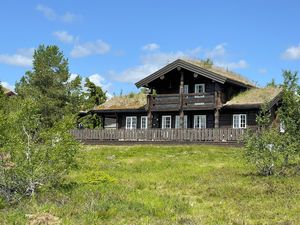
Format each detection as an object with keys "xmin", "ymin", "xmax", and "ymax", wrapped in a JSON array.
[
  {"xmin": 0, "ymin": 98, "xmax": 79, "ymax": 202},
  {"xmin": 244, "ymin": 129, "xmax": 284, "ymax": 175},
  {"xmin": 244, "ymin": 70, "xmax": 300, "ymax": 176}
]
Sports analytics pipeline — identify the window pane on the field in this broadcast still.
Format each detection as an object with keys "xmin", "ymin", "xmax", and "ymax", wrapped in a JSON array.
[
  {"xmin": 132, "ymin": 117, "xmax": 137, "ymax": 129},
  {"xmin": 233, "ymin": 115, "xmax": 239, "ymax": 128},
  {"xmin": 240, "ymin": 114, "xmax": 246, "ymax": 128},
  {"xmin": 194, "ymin": 115, "xmax": 206, "ymax": 128},
  {"xmin": 175, "ymin": 116, "xmax": 180, "ymax": 129},
  {"xmin": 126, "ymin": 117, "xmax": 131, "ymax": 129},
  {"xmin": 162, "ymin": 116, "xmax": 171, "ymax": 129},
  {"xmin": 141, "ymin": 116, "xmax": 147, "ymax": 129},
  {"xmin": 184, "ymin": 115, "xmax": 188, "ymax": 129}
]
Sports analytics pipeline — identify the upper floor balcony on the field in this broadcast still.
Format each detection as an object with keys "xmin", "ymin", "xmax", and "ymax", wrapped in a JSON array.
[{"xmin": 148, "ymin": 93, "xmax": 216, "ymax": 112}]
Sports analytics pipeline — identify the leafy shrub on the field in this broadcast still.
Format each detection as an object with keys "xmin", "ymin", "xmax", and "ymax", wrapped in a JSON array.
[
  {"xmin": 0, "ymin": 98, "xmax": 79, "ymax": 202},
  {"xmin": 244, "ymin": 70, "xmax": 300, "ymax": 176}
]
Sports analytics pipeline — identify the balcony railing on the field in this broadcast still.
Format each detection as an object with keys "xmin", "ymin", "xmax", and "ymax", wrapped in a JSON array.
[{"xmin": 150, "ymin": 93, "xmax": 215, "ymax": 111}]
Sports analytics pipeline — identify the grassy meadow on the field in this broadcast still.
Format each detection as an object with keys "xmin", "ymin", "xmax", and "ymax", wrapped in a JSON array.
[{"xmin": 1, "ymin": 144, "xmax": 300, "ymax": 224}]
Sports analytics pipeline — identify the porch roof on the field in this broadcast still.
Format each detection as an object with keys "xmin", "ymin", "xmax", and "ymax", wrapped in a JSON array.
[
  {"xmin": 95, "ymin": 93, "xmax": 147, "ymax": 111},
  {"xmin": 223, "ymin": 87, "xmax": 283, "ymax": 109}
]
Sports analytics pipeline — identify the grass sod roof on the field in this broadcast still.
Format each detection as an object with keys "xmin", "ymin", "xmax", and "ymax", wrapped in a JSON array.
[
  {"xmin": 96, "ymin": 93, "xmax": 147, "ymax": 111},
  {"xmin": 186, "ymin": 59, "xmax": 256, "ymax": 87},
  {"xmin": 224, "ymin": 87, "xmax": 283, "ymax": 107}
]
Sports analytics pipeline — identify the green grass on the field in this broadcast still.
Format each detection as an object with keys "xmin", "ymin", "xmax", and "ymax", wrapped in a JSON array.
[{"xmin": 1, "ymin": 145, "xmax": 300, "ymax": 224}]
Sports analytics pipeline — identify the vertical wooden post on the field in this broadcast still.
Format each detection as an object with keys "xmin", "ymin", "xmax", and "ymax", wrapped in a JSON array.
[
  {"xmin": 179, "ymin": 68, "xmax": 184, "ymax": 129},
  {"xmin": 115, "ymin": 113, "xmax": 119, "ymax": 129},
  {"xmin": 101, "ymin": 115, "xmax": 105, "ymax": 129},
  {"xmin": 214, "ymin": 109, "xmax": 220, "ymax": 128},
  {"xmin": 147, "ymin": 88, "xmax": 153, "ymax": 129},
  {"xmin": 214, "ymin": 83, "xmax": 222, "ymax": 128}
]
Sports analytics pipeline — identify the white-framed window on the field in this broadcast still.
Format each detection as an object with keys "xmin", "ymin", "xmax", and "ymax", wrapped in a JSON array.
[
  {"xmin": 194, "ymin": 115, "xmax": 206, "ymax": 128},
  {"xmin": 162, "ymin": 115, "xmax": 172, "ymax": 129},
  {"xmin": 184, "ymin": 85, "xmax": 189, "ymax": 94},
  {"xmin": 233, "ymin": 114, "xmax": 247, "ymax": 129},
  {"xmin": 195, "ymin": 84, "xmax": 205, "ymax": 94},
  {"xmin": 175, "ymin": 115, "xmax": 188, "ymax": 129},
  {"xmin": 141, "ymin": 116, "xmax": 148, "ymax": 129},
  {"xmin": 126, "ymin": 116, "xmax": 137, "ymax": 130}
]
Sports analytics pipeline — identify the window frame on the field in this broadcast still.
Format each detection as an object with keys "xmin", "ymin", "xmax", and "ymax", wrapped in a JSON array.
[
  {"xmin": 125, "ymin": 116, "xmax": 137, "ymax": 130},
  {"xmin": 141, "ymin": 116, "xmax": 148, "ymax": 129},
  {"xmin": 162, "ymin": 115, "xmax": 172, "ymax": 129},
  {"xmin": 232, "ymin": 114, "xmax": 247, "ymax": 129},
  {"xmin": 184, "ymin": 85, "xmax": 189, "ymax": 94},
  {"xmin": 193, "ymin": 115, "xmax": 206, "ymax": 129},
  {"xmin": 194, "ymin": 84, "xmax": 205, "ymax": 94},
  {"xmin": 175, "ymin": 115, "xmax": 188, "ymax": 129}
]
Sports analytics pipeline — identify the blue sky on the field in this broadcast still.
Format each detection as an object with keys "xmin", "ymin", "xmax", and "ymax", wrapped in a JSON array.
[{"xmin": 1, "ymin": 0, "xmax": 300, "ymax": 94}]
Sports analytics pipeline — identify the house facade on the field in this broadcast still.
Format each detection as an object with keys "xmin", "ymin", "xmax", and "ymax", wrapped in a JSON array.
[{"xmin": 89, "ymin": 59, "xmax": 282, "ymax": 130}]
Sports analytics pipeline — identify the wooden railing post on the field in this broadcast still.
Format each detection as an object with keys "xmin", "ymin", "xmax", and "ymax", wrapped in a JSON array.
[
  {"xmin": 179, "ymin": 68, "xmax": 185, "ymax": 129},
  {"xmin": 147, "ymin": 93, "xmax": 153, "ymax": 129}
]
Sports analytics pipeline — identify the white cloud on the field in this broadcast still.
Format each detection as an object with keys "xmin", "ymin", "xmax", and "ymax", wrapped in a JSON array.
[
  {"xmin": 36, "ymin": 4, "xmax": 79, "ymax": 23},
  {"xmin": 0, "ymin": 48, "xmax": 34, "ymax": 67},
  {"xmin": 114, "ymin": 49, "xmax": 199, "ymax": 83},
  {"xmin": 61, "ymin": 12, "xmax": 77, "ymax": 23},
  {"xmin": 36, "ymin": 4, "xmax": 56, "ymax": 20},
  {"xmin": 53, "ymin": 31, "xmax": 75, "ymax": 44},
  {"xmin": 205, "ymin": 43, "xmax": 226, "ymax": 58},
  {"xmin": 88, "ymin": 74, "xmax": 111, "ymax": 91},
  {"xmin": 215, "ymin": 60, "xmax": 248, "ymax": 69},
  {"xmin": 113, "ymin": 44, "xmax": 248, "ymax": 83},
  {"xmin": 282, "ymin": 44, "xmax": 300, "ymax": 60},
  {"xmin": 70, "ymin": 40, "xmax": 110, "ymax": 58},
  {"xmin": 258, "ymin": 68, "xmax": 268, "ymax": 74},
  {"xmin": 142, "ymin": 43, "xmax": 160, "ymax": 51},
  {"xmin": 1, "ymin": 81, "xmax": 15, "ymax": 91},
  {"xmin": 69, "ymin": 73, "xmax": 79, "ymax": 82}
]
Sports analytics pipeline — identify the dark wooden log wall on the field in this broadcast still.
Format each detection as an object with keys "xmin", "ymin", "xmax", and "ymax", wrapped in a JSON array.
[{"xmin": 219, "ymin": 109, "xmax": 259, "ymax": 128}]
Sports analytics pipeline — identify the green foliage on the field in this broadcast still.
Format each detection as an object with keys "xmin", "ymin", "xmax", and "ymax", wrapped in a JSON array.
[
  {"xmin": 77, "ymin": 113, "xmax": 103, "ymax": 129},
  {"xmin": 84, "ymin": 78, "xmax": 107, "ymax": 109},
  {"xmin": 0, "ymin": 84, "xmax": 4, "ymax": 96},
  {"xmin": 266, "ymin": 78, "xmax": 277, "ymax": 87},
  {"xmin": 1, "ymin": 145, "xmax": 300, "ymax": 224},
  {"xmin": 76, "ymin": 171, "xmax": 117, "ymax": 185},
  {"xmin": 244, "ymin": 128, "xmax": 284, "ymax": 175},
  {"xmin": 0, "ymin": 98, "xmax": 79, "ymax": 202},
  {"xmin": 202, "ymin": 58, "xmax": 213, "ymax": 68},
  {"xmin": 16, "ymin": 45, "xmax": 83, "ymax": 128},
  {"xmin": 0, "ymin": 45, "xmax": 81, "ymax": 203},
  {"xmin": 278, "ymin": 70, "xmax": 300, "ymax": 158},
  {"xmin": 244, "ymin": 70, "xmax": 300, "ymax": 176}
]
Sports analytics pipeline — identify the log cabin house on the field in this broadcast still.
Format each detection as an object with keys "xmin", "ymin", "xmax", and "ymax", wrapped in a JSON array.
[{"xmin": 88, "ymin": 59, "xmax": 282, "ymax": 131}]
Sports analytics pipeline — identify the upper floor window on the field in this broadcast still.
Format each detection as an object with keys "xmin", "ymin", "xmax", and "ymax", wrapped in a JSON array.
[
  {"xmin": 233, "ymin": 114, "xmax": 247, "ymax": 129},
  {"xmin": 141, "ymin": 116, "xmax": 148, "ymax": 129},
  {"xmin": 162, "ymin": 115, "xmax": 172, "ymax": 129},
  {"xmin": 195, "ymin": 84, "xmax": 205, "ymax": 94},
  {"xmin": 126, "ymin": 116, "xmax": 137, "ymax": 130}
]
